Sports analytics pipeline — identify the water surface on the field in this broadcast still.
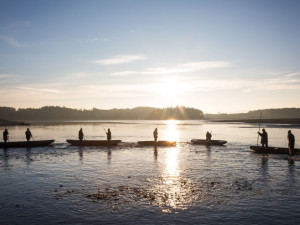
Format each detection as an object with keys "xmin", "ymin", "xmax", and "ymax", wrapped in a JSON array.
[{"xmin": 1, "ymin": 120, "xmax": 299, "ymax": 224}]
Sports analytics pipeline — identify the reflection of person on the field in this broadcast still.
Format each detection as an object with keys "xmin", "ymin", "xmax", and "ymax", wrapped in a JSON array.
[
  {"xmin": 258, "ymin": 128, "xmax": 268, "ymax": 148},
  {"xmin": 153, "ymin": 128, "xmax": 158, "ymax": 142},
  {"xmin": 79, "ymin": 128, "xmax": 84, "ymax": 141},
  {"xmin": 3, "ymin": 129, "xmax": 9, "ymax": 142},
  {"xmin": 287, "ymin": 130, "xmax": 295, "ymax": 155},
  {"xmin": 25, "ymin": 128, "xmax": 32, "ymax": 141},
  {"xmin": 206, "ymin": 131, "xmax": 212, "ymax": 141},
  {"xmin": 106, "ymin": 128, "xmax": 111, "ymax": 141}
]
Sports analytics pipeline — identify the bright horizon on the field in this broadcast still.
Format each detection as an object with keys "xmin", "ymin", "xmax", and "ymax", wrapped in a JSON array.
[{"xmin": 1, "ymin": 0, "xmax": 300, "ymax": 114}]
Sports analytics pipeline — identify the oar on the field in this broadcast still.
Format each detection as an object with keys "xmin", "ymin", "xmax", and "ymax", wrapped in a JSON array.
[{"xmin": 256, "ymin": 111, "xmax": 262, "ymax": 146}]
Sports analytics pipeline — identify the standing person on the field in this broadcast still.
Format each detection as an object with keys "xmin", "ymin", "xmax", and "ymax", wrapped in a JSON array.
[
  {"xmin": 106, "ymin": 128, "xmax": 111, "ymax": 141},
  {"xmin": 206, "ymin": 131, "xmax": 212, "ymax": 141},
  {"xmin": 287, "ymin": 130, "xmax": 295, "ymax": 156},
  {"xmin": 153, "ymin": 128, "xmax": 158, "ymax": 142},
  {"xmin": 258, "ymin": 128, "xmax": 268, "ymax": 148},
  {"xmin": 25, "ymin": 128, "xmax": 32, "ymax": 141},
  {"xmin": 3, "ymin": 129, "xmax": 9, "ymax": 142},
  {"xmin": 79, "ymin": 128, "xmax": 84, "ymax": 141}
]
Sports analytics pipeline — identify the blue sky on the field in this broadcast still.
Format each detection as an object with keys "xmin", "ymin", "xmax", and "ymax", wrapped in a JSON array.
[{"xmin": 0, "ymin": 0, "xmax": 300, "ymax": 113}]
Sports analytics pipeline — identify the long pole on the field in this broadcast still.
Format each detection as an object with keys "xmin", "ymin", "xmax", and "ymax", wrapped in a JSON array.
[{"xmin": 257, "ymin": 111, "xmax": 262, "ymax": 146}]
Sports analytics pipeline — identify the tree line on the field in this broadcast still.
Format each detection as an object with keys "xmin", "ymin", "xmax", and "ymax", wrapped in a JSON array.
[{"xmin": 0, "ymin": 106, "xmax": 204, "ymax": 121}]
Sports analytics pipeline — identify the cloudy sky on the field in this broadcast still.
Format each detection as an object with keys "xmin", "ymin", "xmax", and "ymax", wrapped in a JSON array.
[{"xmin": 0, "ymin": 0, "xmax": 300, "ymax": 113}]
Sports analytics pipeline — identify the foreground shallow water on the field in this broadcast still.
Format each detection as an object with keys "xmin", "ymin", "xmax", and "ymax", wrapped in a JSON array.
[{"xmin": 0, "ymin": 120, "xmax": 300, "ymax": 224}]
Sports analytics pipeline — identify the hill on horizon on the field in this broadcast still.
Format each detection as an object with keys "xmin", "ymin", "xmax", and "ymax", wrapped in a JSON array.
[{"xmin": 0, "ymin": 106, "xmax": 204, "ymax": 121}]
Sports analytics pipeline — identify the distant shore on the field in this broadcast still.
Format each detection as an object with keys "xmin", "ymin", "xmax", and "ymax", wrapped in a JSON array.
[
  {"xmin": 0, "ymin": 119, "xmax": 30, "ymax": 126},
  {"xmin": 210, "ymin": 118, "xmax": 300, "ymax": 124}
]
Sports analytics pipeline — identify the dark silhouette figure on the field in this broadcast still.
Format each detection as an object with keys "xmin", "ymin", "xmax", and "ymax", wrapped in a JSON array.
[
  {"xmin": 153, "ymin": 128, "xmax": 158, "ymax": 142},
  {"xmin": 3, "ymin": 129, "xmax": 9, "ymax": 142},
  {"xmin": 206, "ymin": 131, "xmax": 212, "ymax": 141},
  {"xmin": 287, "ymin": 130, "xmax": 295, "ymax": 156},
  {"xmin": 79, "ymin": 128, "xmax": 84, "ymax": 141},
  {"xmin": 258, "ymin": 128, "xmax": 268, "ymax": 148},
  {"xmin": 25, "ymin": 128, "xmax": 32, "ymax": 141},
  {"xmin": 106, "ymin": 128, "xmax": 111, "ymax": 141}
]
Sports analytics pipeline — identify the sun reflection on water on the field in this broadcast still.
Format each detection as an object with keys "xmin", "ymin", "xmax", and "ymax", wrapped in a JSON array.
[
  {"xmin": 163, "ymin": 120, "xmax": 179, "ymax": 142},
  {"xmin": 148, "ymin": 145, "xmax": 196, "ymax": 212}
]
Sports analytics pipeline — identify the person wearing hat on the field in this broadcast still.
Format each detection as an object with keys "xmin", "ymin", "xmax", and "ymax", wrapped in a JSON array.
[
  {"xmin": 287, "ymin": 130, "xmax": 295, "ymax": 155},
  {"xmin": 258, "ymin": 128, "xmax": 268, "ymax": 148}
]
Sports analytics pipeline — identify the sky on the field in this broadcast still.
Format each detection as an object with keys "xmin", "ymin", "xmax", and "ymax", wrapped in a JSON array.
[{"xmin": 0, "ymin": 0, "xmax": 300, "ymax": 113}]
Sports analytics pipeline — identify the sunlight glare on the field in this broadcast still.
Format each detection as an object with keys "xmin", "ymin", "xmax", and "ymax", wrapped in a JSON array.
[
  {"xmin": 163, "ymin": 120, "xmax": 179, "ymax": 141},
  {"xmin": 153, "ymin": 77, "xmax": 187, "ymax": 104}
]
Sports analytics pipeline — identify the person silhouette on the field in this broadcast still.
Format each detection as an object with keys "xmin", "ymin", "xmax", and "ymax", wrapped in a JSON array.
[
  {"xmin": 287, "ymin": 130, "xmax": 295, "ymax": 155},
  {"xmin": 258, "ymin": 128, "xmax": 268, "ymax": 148},
  {"xmin": 206, "ymin": 131, "xmax": 212, "ymax": 141},
  {"xmin": 79, "ymin": 128, "xmax": 84, "ymax": 141},
  {"xmin": 106, "ymin": 128, "xmax": 111, "ymax": 141},
  {"xmin": 3, "ymin": 129, "xmax": 9, "ymax": 142},
  {"xmin": 25, "ymin": 128, "xmax": 32, "ymax": 141},
  {"xmin": 153, "ymin": 128, "xmax": 158, "ymax": 142}
]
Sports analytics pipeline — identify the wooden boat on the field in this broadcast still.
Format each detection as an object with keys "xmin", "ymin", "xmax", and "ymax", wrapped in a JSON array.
[
  {"xmin": 138, "ymin": 141, "xmax": 176, "ymax": 147},
  {"xmin": 250, "ymin": 146, "xmax": 300, "ymax": 155},
  {"xmin": 191, "ymin": 139, "xmax": 227, "ymax": 146},
  {"xmin": 0, "ymin": 140, "xmax": 54, "ymax": 148},
  {"xmin": 66, "ymin": 139, "xmax": 121, "ymax": 146}
]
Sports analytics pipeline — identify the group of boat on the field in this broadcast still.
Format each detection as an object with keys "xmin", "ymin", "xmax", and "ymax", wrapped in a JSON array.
[
  {"xmin": 1, "ymin": 138, "xmax": 298, "ymax": 156},
  {"xmin": 0, "ymin": 138, "xmax": 227, "ymax": 148}
]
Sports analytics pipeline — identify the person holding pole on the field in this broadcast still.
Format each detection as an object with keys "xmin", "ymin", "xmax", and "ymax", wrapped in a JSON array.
[
  {"xmin": 287, "ymin": 130, "xmax": 295, "ymax": 156},
  {"xmin": 25, "ymin": 128, "xmax": 33, "ymax": 141},
  {"xmin": 258, "ymin": 128, "xmax": 268, "ymax": 148},
  {"xmin": 206, "ymin": 131, "xmax": 212, "ymax": 141},
  {"xmin": 106, "ymin": 128, "xmax": 111, "ymax": 141}
]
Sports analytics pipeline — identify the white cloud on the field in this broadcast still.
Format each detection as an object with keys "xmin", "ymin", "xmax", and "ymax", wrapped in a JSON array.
[
  {"xmin": 92, "ymin": 54, "xmax": 147, "ymax": 65},
  {"xmin": 0, "ymin": 74, "xmax": 17, "ymax": 78},
  {"xmin": 112, "ymin": 61, "xmax": 231, "ymax": 76},
  {"xmin": 18, "ymin": 87, "xmax": 65, "ymax": 94},
  {"xmin": 187, "ymin": 77, "xmax": 300, "ymax": 92},
  {"xmin": 0, "ymin": 35, "xmax": 24, "ymax": 47}
]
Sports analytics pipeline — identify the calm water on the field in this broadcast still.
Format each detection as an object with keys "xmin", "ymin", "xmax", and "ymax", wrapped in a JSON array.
[{"xmin": 0, "ymin": 120, "xmax": 300, "ymax": 225}]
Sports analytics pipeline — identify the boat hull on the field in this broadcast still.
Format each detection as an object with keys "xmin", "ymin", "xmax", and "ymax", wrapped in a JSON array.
[
  {"xmin": 250, "ymin": 146, "xmax": 300, "ymax": 155},
  {"xmin": 0, "ymin": 140, "xmax": 54, "ymax": 148},
  {"xmin": 191, "ymin": 139, "xmax": 227, "ymax": 146},
  {"xmin": 138, "ymin": 141, "xmax": 176, "ymax": 147},
  {"xmin": 66, "ymin": 140, "xmax": 121, "ymax": 146}
]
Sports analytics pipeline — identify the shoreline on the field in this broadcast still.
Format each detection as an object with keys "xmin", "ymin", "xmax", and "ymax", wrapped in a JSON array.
[
  {"xmin": 210, "ymin": 118, "xmax": 300, "ymax": 124},
  {"xmin": 0, "ymin": 119, "xmax": 30, "ymax": 126}
]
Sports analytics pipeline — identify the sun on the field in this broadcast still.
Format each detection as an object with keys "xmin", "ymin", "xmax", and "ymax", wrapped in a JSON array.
[{"xmin": 160, "ymin": 77, "xmax": 181, "ymax": 97}]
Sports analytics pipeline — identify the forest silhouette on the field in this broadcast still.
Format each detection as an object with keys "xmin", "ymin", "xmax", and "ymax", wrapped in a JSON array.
[
  {"xmin": 0, "ymin": 106, "xmax": 204, "ymax": 121},
  {"xmin": 1, "ymin": 106, "xmax": 300, "ymax": 122}
]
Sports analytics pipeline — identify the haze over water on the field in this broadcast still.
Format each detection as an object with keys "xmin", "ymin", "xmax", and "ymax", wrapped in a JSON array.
[{"xmin": 1, "ymin": 120, "xmax": 299, "ymax": 224}]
